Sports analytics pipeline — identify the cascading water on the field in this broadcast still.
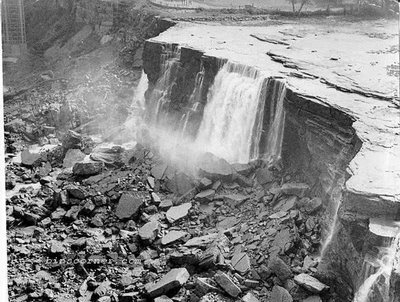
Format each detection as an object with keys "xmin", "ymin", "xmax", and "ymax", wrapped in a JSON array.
[
  {"xmin": 195, "ymin": 62, "xmax": 267, "ymax": 164},
  {"xmin": 354, "ymin": 233, "xmax": 400, "ymax": 302}
]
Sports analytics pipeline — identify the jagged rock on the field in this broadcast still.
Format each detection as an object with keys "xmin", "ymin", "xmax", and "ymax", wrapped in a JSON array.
[
  {"xmin": 73, "ymin": 161, "xmax": 104, "ymax": 176},
  {"xmin": 165, "ymin": 172, "xmax": 194, "ymax": 195},
  {"xmin": 63, "ymin": 149, "xmax": 86, "ymax": 168},
  {"xmin": 194, "ymin": 277, "xmax": 220, "ymax": 296},
  {"xmin": 185, "ymin": 233, "xmax": 219, "ymax": 247},
  {"xmin": 281, "ymin": 183, "xmax": 309, "ymax": 198},
  {"xmin": 223, "ymin": 194, "xmax": 249, "ymax": 205},
  {"xmin": 216, "ymin": 217, "xmax": 238, "ymax": 231},
  {"xmin": 138, "ymin": 221, "xmax": 159, "ymax": 242},
  {"xmin": 154, "ymin": 296, "xmax": 173, "ymax": 302},
  {"xmin": 256, "ymin": 167, "xmax": 274, "ymax": 185},
  {"xmin": 231, "ymin": 252, "xmax": 251, "ymax": 274},
  {"xmin": 232, "ymin": 163, "xmax": 253, "ymax": 176},
  {"xmin": 302, "ymin": 296, "xmax": 322, "ymax": 302},
  {"xmin": 51, "ymin": 208, "xmax": 66, "ymax": 220},
  {"xmin": 91, "ymin": 214, "xmax": 104, "ymax": 227},
  {"xmin": 21, "ymin": 149, "xmax": 41, "ymax": 166},
  {"xmin": 119, "ymin": 293, "xmax": 136, "ymax": 302},
  {"xmin": 4, "ymin": 118, "xmax": 25, "ymax": 133},
  {"xmin": 49, "ymin": 241, "xmax": 65, "ymax": 254},
  {"xmin": 199, "ymin": 177, "xmax": 213, "ymax": 190},
  {"xmin": 271, "ymin": 228, "xmax": 297, "ymax": 254},
  {"xmin": 198, "ymin": 152, "xmax": 235, "ymax": 182},
  {"xmin": 145, "ymin": 268, "xmax": 190, "ymax": 298},
  {"xmin": 274, "ymin": 196, "xmax": 297, "ymax": 212},
  {"xmin": 159, "ymin": 199, "xmax": 173, "ymax": 210},
  {"xmin": 269, "ymin": 257, "xmax": 293, "ymax": 281},
  {"xmin": 147, "ymin": 176, "xmax": 155, "ymax": 189},
  {"xmin": 115, "ymin": 192, "xmax": 145, "ymax": 220},
  {"xmin": 151, "ymin": 163, "xmax": 168, "ymax": 180},
  {"xmin": 161, "ymin": 231, "xmax": 187, "ymax": 245},
  {"xmin": 65, "ymin": 184, "xmax": 87, "ymax": 199},
  {"xmin": 151, "ymin": 192, "xmax": 161, "ymax": 204},
  {"xmin": 214, "ymin": 271, "xmax": 241, "ymax": 297},
  {"xmin": 65, "ymin": 205, "xmax": 81, "ymax": 221},
  {"xmin": 195, "ymin": 189, "xmax": 215, "ymax": 203},
  {"xmin": 303, "ymin": 197, "xmax": 323, "ymax": 214},
  {"xmin": 271, "ymin": 285, "xmax": 293, "ymax": 302},
  {"xmin": 242, "ymin": 292, "xmax": 260, "ymax": 302},
  {"xmin": 166, "ymin": 203, "xmax": 191, "ymax": 224},
  {"xmin": 62, "ymin": 130, "xmax": 82, "ymax": 150},
  {"xmin": 294, "ymin": 274, "xmax": 329, "ymax": 294}
]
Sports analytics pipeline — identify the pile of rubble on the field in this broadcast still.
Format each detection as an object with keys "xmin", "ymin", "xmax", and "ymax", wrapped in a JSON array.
[{"xmin": 6, "ymin": 126, "xmax": 332, "ymax": 302}]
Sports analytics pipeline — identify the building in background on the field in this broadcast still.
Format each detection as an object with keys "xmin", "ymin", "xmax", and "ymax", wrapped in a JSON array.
[{"xmin": 2, "ymin": 0, "xmax": 27, "ymax": 57}]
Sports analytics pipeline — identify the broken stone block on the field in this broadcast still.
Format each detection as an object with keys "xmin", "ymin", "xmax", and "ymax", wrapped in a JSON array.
[
  {"xmin": 73, "ymin": 161, "xmax": 104, "ymax": 176},
  {"xmin": 151, "ymin": 163, "xmax": 168, "ymax": 180},
  {"xmin": 231, "ymin": 163, "xmax": 253, "ymax": 176},
  {"xmin": 242, "ymin": 292, "xmax": 260, "ymax": 302},
  {"xmin": 194, "ymin": 277, "xmax": 220, "ymax": 296},
  {"xmin": 235, "ymin": 174, "xmax": 253, "ymax": 187},
  {"xmin": 256, "ymin": 167, "xmax": 274, "ymax": 185},
  {"xmin": 21, "ymin": 149, "xmax": 41, "ymax": 166},
  {"xmin": 303, "ymin": 197, "xmax": 323, "ymax": 214},
  {"xmin": 50, "ymin": 208, "xmax": 66, "ymax": 220},
  {"xmin": 62, "ymin": 130, "xmax": 82, "ymax": 150},
  {"xmin": 274, "ymin": 196, "xmax": 297, "ymax": 212},
  {"xmin": 184, "ymin": 233, "xmax": 219, "ymax": 247},
  {"xmin": 151, "ymin": 192, "xmax": 161, "ymax": 204},
  {"xmin": 195, "ymin": 189, "xmax": 215, "ymax": 203},
  {"xmin": 49, "ymin": 241, "xmax": 65, "ymax": 255},
  {"xmin": 271, "ymin": 285, "xmax": 293, "ymax": 302},
  {"xmin": 294, "ymin": 274, "xmax": 329, "ymax": 294},
  {"xmin": 165, "ymin": 172, "xmax": 194, "ymax": 196},
  {"xmin": 154, "ymin": 296, "xmax": 173, "ymax": 302},
  {"xmin": 231, "ymin": 252, "xmax": 251, "ymax": 274},
  {"xmin": 147, "ymin": 176, "xmax": 155, "ymax": 189},
  {"xmin": 302, "ymin": 296, "xmax": 322, "ymax": 302},
  {"xmin": 216, "ymin": 216, "xmax": 238, "ymax": 231},
  {"xmin": 281, "ymin": 183, "xmax": 310, "ymax": 198},
  {"xmin": 214, "ymin": 271, "xmax": 241, "ymax": 298},
  {"xmin": 65, "ymin": 184, "xmax": 87, "ymax": 199},
  {"xmin": 199, "ymin": 177, "xmax": 213, "ymax": 190},
  {"xmin": 63, "ymin": 149, "xmax": 86, "ymax": 169},
  {"xmin": 198, "ymin": 152, "xmax": 235, "ymax": 182},
  {"xmin": 166, "ymin": 203, "xmax": 191, "ymax": 224},
  {"xmin": 223, "ymin": 194, "xmax": 249, "ymax": 205},
  {"xmin": 268, "ymin": 257, "xmax": 293, "ymax": 281},
  {"xmin": 145, "ymin": 268, "xmax": 190, "ymax": 298},
  {"xmin": 161, "ymin": 231, "xmax": 187, "ymax": 245},
  {"xmin": 115, "ymin": 192, "xmax": 145, "ymax": 220},
  {"xmin": 159, "ymin": 199, "xmax": 173, "ymax": 210},
  {"xmin": 138, "ymin": 221, "xmax": 159, "ymax": 242},
  {"xmin": 119, "ymin": 292, "xmax": 136, "ymax": 302}
]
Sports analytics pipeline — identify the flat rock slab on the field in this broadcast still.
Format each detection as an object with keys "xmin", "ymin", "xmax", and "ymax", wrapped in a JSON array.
[
  {"xmin": 294, "ymin": 274, "xmax": 329, "ymax": 294},
  {"xmin": 161, "ymin": 231, "xmax": 188, "ymax": 245},
  {"xmin": 223, "ymin": 194, "xmax": 249, "ymax": 205},
  {"xmin": 242, "ymin": 292, "xmax": 260, "ymax": 302},
  {"xmin": 271, "ymin": 285, "xmax": 293, "ymax": 302},
  {"xmin": 216, "ymin": 216, "xmax": 238, "ymax": 231},
  {"xmin": 145, "ymin": 268, "xmax": 190, "ymax": 298},
  {"xmin": 184, "ymin": 233, "xmax": 219, "ymax": 248},
  {"xmin": 73, "ymin": 161, "xmax": 104, "ymax": 176},
  {"xmin": 115, "ymin": 192, "xmax": 146, "ymax": 220},
  {"xmin": 138, "ymin": 221, "xmax": 159, "ymax": 242},
  {"xmin": 154, "ymin": 296, "xmax": 174, "ymax": 302},
  {"xmin": 166, "ymin": 203, "xmax": 191, "ymax": 224},
  {"xmin": 21, "ymin": 149, "xmax": 41, "ymax": 166},
  {"xmin": 231, "ymin": 252, "xmax": 251, "ymax": 274},
  {"xmin": 198, "ymin": 152, "xmax": 235, "ymax": 182},
  {"xmin": 231, "ymin": 163, "xmax": 253, "ymax": 176},
  {"xmin": 281, "ymin": 183, "xmax": 310, "ymax": 198},
  {"xmin": 214, "ymin": 271, "xmax": 241, "ymax": 297},
  {"xmin": 268, "ymin": 257, "xmax": 293, "ymax": 281},
  {"xmin": 195, "ymin": 189, "xmax": 215, "ymax": 203}
]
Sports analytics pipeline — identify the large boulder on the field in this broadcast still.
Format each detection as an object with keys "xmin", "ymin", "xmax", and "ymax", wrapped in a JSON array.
[
  {"xmin": 197, "ymin": 152, "xmax": 235, "ymax": 182},
  {"xmin": 294, "ymin": 274, "xmax": 329, "ymax": 294},
  {"xmin": 115, "ymin": 192, "xmax": 146, "ymax": 220},
  {"xmin": 145, "ymin": 268, "xmax": 190, "ymax": 298},
  {"xmin": 73, "ymin": 161, "xmax": 104, "ymax": 176}
]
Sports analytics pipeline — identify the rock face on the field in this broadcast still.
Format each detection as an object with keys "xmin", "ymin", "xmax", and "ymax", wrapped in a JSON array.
[{"xmin": 145, "ymin": 268, "xmax": 190, "ymax": 298}]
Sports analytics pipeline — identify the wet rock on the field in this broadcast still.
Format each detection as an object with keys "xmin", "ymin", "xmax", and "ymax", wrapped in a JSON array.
[
  {"xmin": 62, "ymin": 130, "xmax": 82, "ymax": 150},
  {"xmin": 161, "ymin": 231, "xmax": 188, "ymax": 245},
  {"xmin": 235, "ymin": 174, "xmax": 253, "ymax": 187},
  {"xmin": 269, "ymin": 257, "xmax": 293, "ymax": 281},
  {"xmin": 73, "ymin": 161, "xmax": 104, "ymax": 176},
  {"xmin": 198, "ymin": 152, "xmax": 235, "ymax": 182},
  {"xmin": 185, "ymin": 233, "xmax": 219, "ymax": 247},
  {"xmin": 39, "ymin": 176, "xmax": 53, "ymax": 185},
  {"xmin": 214, "ymin": 271, "xmax": 241, "ymax": 297},
  {"xmin": 63, "ymin": 149, "xmax": 86, "ymax": 169},
  {"xmin": 151, "ymin": 163, "xmax": 168, "ymax": 180},
  {"xmin": 281, "ymin": 183, "xmax": 309, "ymax": 198},
  {"xmin": 194, "ymin": 277, "xmax": 220, "ymax": 296},
  {"xmin": 119, "ymin": 292, "xmax": 136, "ymax": 302},
  {"xmin": 138, "ymin": 221, "xmax": 159, "ymax": 242},
  {"xmin": 271, "ymin": 285, "xmax": 293, "ymax": 302},
  {"xmin": 256, "ymin": 167, "xmax": 274, "ymax": 185},
  {"xmin": 303, "ymin": 198, "xmax": 323, "ymax": 214},
  {"xmin": 65, "ymin": 184, "xmax": 87, "ymax": 199},
  {"xmin": 165, "ymin": 172, "xmax": 194, "ymax": 196},
  {"xmin": 195, "ymin": 189, "xmax": 215, "ymax": 203},
  {"xmin": 166, "ymin": 203, "xmax": 191, "ymax": 224},
  {"xmin": 294, "ymin": 274, "xmax": 329, "ymax": 294},
  {"xmin": 145, "ymin": 268, "xmax": 190, "ymax": 298},
  {"xmin": 115, "ymin": 192, "xmax": 145, "ymax": 220},
  {"xmin": 232, "ymin": 163, "xmax": 253, "ymax": 176},
  {"xmin": 91, "ymin": 214, "xmax": 104, "ymax": 227},
  {"xmin": 231, "ymin": 252, "xmax": 251, "ymax": 274}
]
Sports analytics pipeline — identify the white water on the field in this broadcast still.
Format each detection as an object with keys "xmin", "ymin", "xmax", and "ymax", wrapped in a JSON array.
[
  {"xmin": 354, "ymin": 233, "xmax": 400, "ymax": 302},
  {"xmin": 195, "ymin": 62, "xmax": 267, "ymax": 163}
]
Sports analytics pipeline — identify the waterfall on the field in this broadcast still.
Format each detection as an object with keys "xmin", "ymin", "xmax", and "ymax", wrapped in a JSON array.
[
  {"xmin": 354, "ymin": 233, "xmax": 400, "ymax": 302},
  {"xmin": 263, "ymin": 79, "xmax": 286, "ymax": 167},
  {"xmin": 195, "ymin": 62, "xmax": 267, "ymax": 164}
]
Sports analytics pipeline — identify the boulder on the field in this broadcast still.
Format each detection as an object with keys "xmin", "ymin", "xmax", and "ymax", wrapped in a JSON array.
[
  {"xmin": 184, "ymin": 233, "xmax": 219, "ymax": 248},
  {"xmin": 115, "ymin": 192, "xmax": 145, "ymax": 220},
  {"xmin": 138, "ymin": 221, "xmax": 159, "ymax": 242},
  {"xmin": 63, "ymin": 149, "xmax": 86, "ymax": 169},
  {"xmin": 294, "ymin": 274, "xmax": 329, "ymax": 294},
  {"xmin": 73, "ymin": 161, "xmax": 104, "ymax": 176},
  {"xmin": 256, "ymin": 167, "xmax": 274, "ymax": 185},
  {"xmin": 231, "ymin": 163, "xmax": 253, "ymax": 176},
  {"xmin": 223, "ymin": 194, "xmax": 249, "ymax": 205},
  {"xmin": 303, "ymin": 197, "xmax": 323, "ymax": 214},
  {"xmin": 281, "ymin": 183, "xmax": 310, "ymax": 198},
  {"xmin": 242, "ymin": 292, "xmax": 260, "ymax": 302},
  {"xmin": 62, "ymin": 130, "xmax": 82, "ymax": 150},
  {"xmin": 302, "ymin": 296, "xmax": 322, "ymax": 302},
  {"xmin": 271, "ymin": 285, "xmax": 293, "ymax": 302},
  {"xmin": 165, "ymin": 172, "xmax": 194, "ymax": 196},
  {"xmin": 199, "ymin": 177, "xmax": 213, "ymax": 190},
  {"xmin": 214, "ymin": 271, "xmax": 241, "ymax": 297},
  {"xmin": 145, "ymin": 268, "xmax": 190, "ymax": 298},
  {"xmin": 166, "ymin": 203, "xmax": 191, "ymax": 224},
  {"xmin": 268, "ymin": 257, "xmax": 293, "ymax": 281},
  {"xmin": 21, "ymin": 149, "xmax": 41, "ymax": 166},
  {"xmin": 161, "ymin": 231, "xmax": 188, "ymax": 245},
  {"xmin": 198, "ymin": 152, "xmax": 235, "ymax": 182},
  {"xmin": 231, "ymin": 252, "xmax": 251, "ymax": 274}
]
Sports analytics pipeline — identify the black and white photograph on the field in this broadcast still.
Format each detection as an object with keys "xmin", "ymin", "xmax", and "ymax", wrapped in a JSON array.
[{"xmin": 1, "ymin": 0, "xmax": 399, "ymax": 301}]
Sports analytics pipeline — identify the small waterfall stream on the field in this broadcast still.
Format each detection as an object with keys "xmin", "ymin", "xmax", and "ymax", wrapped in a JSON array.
[{"xmin": 195, "ymin": 62, "xmax": 267, "ymax": 163}]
